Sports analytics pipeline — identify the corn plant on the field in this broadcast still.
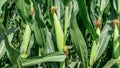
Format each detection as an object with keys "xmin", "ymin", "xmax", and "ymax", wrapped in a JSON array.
[{"xmin": 1, "ymin": 0, "xmax": 120, "ymax": 68}]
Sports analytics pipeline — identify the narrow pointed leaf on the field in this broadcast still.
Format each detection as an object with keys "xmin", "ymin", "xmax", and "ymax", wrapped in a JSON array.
[
  {"xmin": 33, "ymin": 21, "xmax": 46, "ymax": 47},
  {"xmin": 0, "ymin": 0, "xmax": 7, "ymax": 8},
  {"xmin": 76, "ymin": 0, "xmax": 98, "ymax": 40},
  {"xmin": 103, "ymin": 58, "xmax": 120, "ymax": 68},
  {"xmin": 15, "ymin": 0, "xmax": 31, "ymax": 19},
  {"xmin": 70, "ymin": 11, "xmax": 88, "ymax": 68},
  {"xmin": 45, "ymin": 29, "xmax": 55, "ymax": 53},
  {"xmin": 113, "ymin": 0, "xmax": 120, "ymax": 14},
  {"xmin": 21, "ymin": 52, "xmax": 66, "ymax": 67},
  {"xmin": 0, "ymin": 26, "xmax": 22, "ymax": 68},
  {"xmin": 0, "ymin": 27, "xmax": 17, "ymax": 59},
  {"xmin": 54, "ymin": 0, "xmax": 64, "ymax": 19},
  {"xmin": 95, "ymin": 21, "xmax": 113, "ymax": 61},
  {"xmin": 100, "ymin": 0, "xmax": 109, "ymax": 14}
]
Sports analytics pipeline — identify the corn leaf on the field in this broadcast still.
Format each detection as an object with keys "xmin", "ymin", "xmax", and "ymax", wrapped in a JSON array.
[
  {"xmin": 0, "ymin": 0, "xmax": 7, "ymax": 9},
  {"xmin": 21, "ymin": 52, "xmax": 66, "ymax": 67},
  {"xmin": 0, "ymin": 2, "xmax": 22, "ymax": 67},
  {"xmin": 76, "ymin": 0, "xmax": 98, "ymax": 40},
  {"xmin": 0, "ymin": 25, "xmax": 22, "ymax": 68},
  {"xmin": 113, "ymin": 0, "xmax": 120, "ymax": 14},
  {"xmin": 15, "ymin": 0, "xmax": 31, "ymax": 20},
  {"xmin": 32, "ymin": 0, "xmax": 46, "ymax": 27},
  {"xmin": 33, "ymin": 21, "xmax": 46, "ymax": 47},
  {"xmin": 54, "ymin": 0, "xmax": 64, "ymax": 20},
  {"xmin": 45, "ymin": 29, "xmax": 55, "ymax": 53},
  {"xmin": 103, "ymin": 58, "xmax": 120, "ymax": 68},
  {"xmin": 95, "ymin": 21, "xmax": 113, "ymax": 61},
  {"xmin": 100, "ymin": 0, "xmax": 109, "ymax": 14},
  {"xmin": 64, "ymin": 6, "xmax": 68, "ymax": 37},
  {"xmin": 70, "ymin": 10, "xmax": 88, "ymax": 68},
  {"xmin": 0, "ymin": 27, "xmax": 17, "ymax": 59}
]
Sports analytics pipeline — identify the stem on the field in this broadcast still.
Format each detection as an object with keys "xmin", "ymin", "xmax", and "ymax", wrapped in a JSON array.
[{"xmin": 60, "ymin": 62, "xmax": 65, "ymax": 68}]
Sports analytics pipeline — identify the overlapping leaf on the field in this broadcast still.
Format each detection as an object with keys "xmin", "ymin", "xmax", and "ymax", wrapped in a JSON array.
[
  {"xmin": 70, "ymin": 10, "xmax": 88, "ymax": 68},
  {"xmin": 103, "ymin": 58, "xmax": 120, "ymax": 68},
  {"xmin": 21, "ymin": 52, "xmax": 66, "ymax": 67},
  {"xmin": 15, "ymin": 0, "xmax": 31, "ymax": 20},
  {"xmin": 76, "ymin": 0, "xmax": 98, "ymax": 40},
  {"xmin": 95, "ymin": 21, "xmax": 113, "ymax": 61}
]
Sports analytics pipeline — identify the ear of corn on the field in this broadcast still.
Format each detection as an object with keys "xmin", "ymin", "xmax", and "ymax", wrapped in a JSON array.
[
  {"xmin": 113, "ymin": 23, "xmax": 119, "ymax": 58},
  {"xmin": 53, "ymin": 7, "xmax": 65, "ymax": 68},
  {"xmin": 21, "ymin": 24, "xmax": 31, "ymax": 58},
  {"xmin": 113, "ymin": 19, "xmax": 120, "ymax": 67},
  {"xmin": 53, "ymin": 12, "xmax": 64, "ymax": 51},
  {"xmin": 90, "ymin": 41, "xmax": 98, "ymax": 67},
  {"xmin": 90, "ymin": 17, "xmax": 102, "ymax": 67}
]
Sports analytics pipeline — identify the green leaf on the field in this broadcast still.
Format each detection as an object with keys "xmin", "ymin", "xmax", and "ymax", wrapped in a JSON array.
[
  {"xmin": 0, "ymin": 25, "xmax": 22, "ymax": 68},
  {"xmin": 90, "ymin": 0, "xmax": 98, "ymax": 26},
  {"xmin": 15, "ymin": 0, "xmax": 31, "ymax": 20},
  {"xmin": 100, "ymin": 0, "xmax": 109, "ymax": 14},
  {"xmin": 95, "ymin": 21, "xmax": 113, "ymax": 61},
  {"xmin": 32, "ymin": 0, "xmax": 46, "ymax": 27},
  {"xmin": 76, "ymin": 0, "xmax": 98, "ymax": 40},
  {"xmin": 72, "ymin": 0, "xmax": 79, "ymax": 16},
  {"xmin": 70, "ymin": 10, "xmax": 88, "ymax": 68},
  {"xmin": 64, "ymin": 5, "xmax": 69, "ymax": 45},
  {"xmin": 54, "ymin": 0, "xmax": 64, "ymax": 20},
  {"xmin": 0, "ymin": 1, "xmax": 8, "ymax": 25},
  {"xmin": 45, "ymin": 29, "xmax": 55, "ymax": 53},
  {"xmin": 64, "ymin": 5, "xmax": 68, "ymax": 37},
  {"xmin": 103, "ymin": 58, "xmax": 120, "ymax": 68},
  {"xmin": 0, "ymin": 27, "xmax": 17, "ymax": 59},
  {"xmin": 113, "ymin": 0, "xmax": 120, "ymax": 14},
  {"xmin": 32, "ymin": 21, "xmax": 46, "ymax": 47},
  {"xmin": 0, "ymin": 0, "xmax": 7, "ymax": 8},
  {"xmin": 0, "ymin": 2, "xmax": 22, "ymax": 67},
  {"xmin": 0, "ymin": 40, "xmax": 6, "ymax": 59},
  {"xmin": 21, "ymin": 52, "xmax": 66, "ymax": 67}
]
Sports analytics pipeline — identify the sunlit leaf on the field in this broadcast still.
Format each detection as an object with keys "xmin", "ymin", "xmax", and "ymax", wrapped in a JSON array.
[
  {"xmin": 76, "ymin": 0, "xmax": 98, "ymax": 40},
  {"xmin": 70, "ymin": 10, "xmax": 88, "ymax": 68},
  {"xmin": 22, "ymin": 52, "xmax": 66, "ymax": 67},
  {"xmin": 95, "ymin": 21, "xmax": 113, "ymax": 61},
  {"xmin": 103, "ymin": 58, "xmax": 120, "ymax": 68}
]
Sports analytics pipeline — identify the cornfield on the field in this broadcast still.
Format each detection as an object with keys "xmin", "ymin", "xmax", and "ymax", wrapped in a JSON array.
[{"xmin": 0, "ymin": 0, "xmax": 120, "ymax": 68}]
